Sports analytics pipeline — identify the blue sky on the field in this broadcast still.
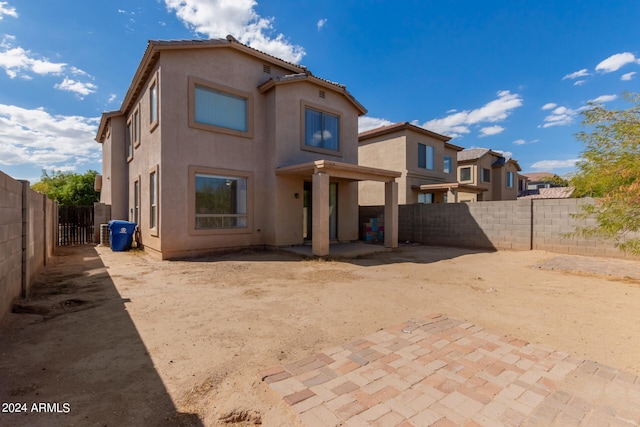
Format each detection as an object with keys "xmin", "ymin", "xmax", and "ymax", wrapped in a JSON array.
[{"xmin": 1, "ymin": 0, "xmax": 639, "ymax": 183}]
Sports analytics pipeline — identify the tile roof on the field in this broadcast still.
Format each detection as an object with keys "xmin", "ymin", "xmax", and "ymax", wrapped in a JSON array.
[
  {"xmin": 521, "ymin": 172, "xmax": 557, "ymax": 181},
  {"xmin": 358, "ymin": 122, "xmax": 455, "ymax": 145},
  {"xmin": 518, "ymin": 187, "xmax": 575, "ymax": 199},
  {"xmin": 457, "ymin": 148, "xmax": 491, "ymax": 161}
]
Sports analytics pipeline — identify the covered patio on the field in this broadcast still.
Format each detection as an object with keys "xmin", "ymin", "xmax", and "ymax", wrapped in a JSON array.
[
  {"xmin": 276, "ymin": 160, "xmax": 401, "ymax": 256},
  {"xmin": 412, "ymin": 182, "xmax": 485, "ymax": 202}
]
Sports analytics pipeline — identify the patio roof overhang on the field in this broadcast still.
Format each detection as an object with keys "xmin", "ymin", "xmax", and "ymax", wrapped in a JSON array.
[
  {"xmin": 276, "ymin": 160, "xmax": 401, "ymax": 182},
  {"xmin": 276, "ymin": 160, "xmax": 400, "ymax": 257},
  {"xmin": 412, "ymin": 182, "xmax": 486, "ymax": 194}
]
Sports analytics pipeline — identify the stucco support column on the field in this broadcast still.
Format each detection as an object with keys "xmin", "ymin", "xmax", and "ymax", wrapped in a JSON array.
[
  {"xmin": 312, "ymin": 172, "xmax": 330, "ymax": 257},
  {"xmin": 384, "ymin": 180, "xmax": 398, "ymax": 249}
]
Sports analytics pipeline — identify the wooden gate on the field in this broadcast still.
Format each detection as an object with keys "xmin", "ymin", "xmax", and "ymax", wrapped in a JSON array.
[{"xmin": 58, "ymin": 205, "xmax": 95, "ymax": 245}]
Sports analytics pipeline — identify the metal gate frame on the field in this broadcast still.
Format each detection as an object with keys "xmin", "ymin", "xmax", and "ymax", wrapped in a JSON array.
[{"xmin": 58, "ymin": 205, "xmax": 95, "ymax": 245}]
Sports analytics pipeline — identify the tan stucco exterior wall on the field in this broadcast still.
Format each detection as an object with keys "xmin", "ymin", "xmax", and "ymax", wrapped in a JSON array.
[
  {"xmin": 100, "ymin": 43, "xmax": 367, "ymax": 258},
  {"xmin": 457, "ymin": 156, "xmax": 520, "ymax": 202},
  {"xmin": 358, "ymin": 129, "xmax": 458, "ymax": 205}
]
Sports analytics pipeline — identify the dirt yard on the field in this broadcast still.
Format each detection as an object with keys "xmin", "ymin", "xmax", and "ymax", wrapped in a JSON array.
[{"xmin": 1, "ymin": 244, "xmax": 639, "ymax": 426}]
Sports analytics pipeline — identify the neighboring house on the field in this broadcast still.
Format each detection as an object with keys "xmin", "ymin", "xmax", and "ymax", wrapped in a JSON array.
[
  {"xmin": 518, "ymin": 187, "xmax": 575, "ymax": 199},
  {"xmin": 521, "ymin": 172, "xmax": 561, "ymax": 190},
  {"xmin": 358, "ymin": 122, "xmax": 479, "ymax": 204},
  {"xmin": 95, "ymin": 36, "xmax": 400, "ymax": 259},
  {"xmin": 456, "ymin": 148, "xmax": 522, "ymax": 202}
]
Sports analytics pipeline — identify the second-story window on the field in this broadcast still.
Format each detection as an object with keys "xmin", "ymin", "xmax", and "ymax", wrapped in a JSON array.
[
  {"xmin": 444, "ymin": 156, "xmax": 452, "ymax": 174},
  {"xmin": 195, "ymin": 85, "xmax": 247, "ymax": 132},
  {"xmin": 482, "ymin": 168, "xmax": 491, "ymax": 183},
  {"xmin": 304, "ymin": 108, "xmax": 339, "ymax": 151},
  {"xmin": 460, "ymin": 167, "xmax": 471, "ymax": 181},
  {"xmin": 507, "ymin": 171, "xmax": 514, "ymax": 188},
  {"xmin": 418, "ymin": 143, "xmax": 434, "ymax": 170}
]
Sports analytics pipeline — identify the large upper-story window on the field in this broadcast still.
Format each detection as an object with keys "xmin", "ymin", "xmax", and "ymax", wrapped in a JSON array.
[
  {"xmin": 189, "ymin": 77, "xmax": 253, "ymax": 137},
  {"xmin": 195, "ymin": 86, "xmax": 247, "ymax": 132},
  {"xmin": 418, "ymin": 143, "xmax": 434, "ymax": 170},
  {"xmin": 304, "ymin": 108, "xmax": 339, "ymax": 151},
  {"xmin": 506, "ymin": 171, "xmax": 515, "ymax": 188}
]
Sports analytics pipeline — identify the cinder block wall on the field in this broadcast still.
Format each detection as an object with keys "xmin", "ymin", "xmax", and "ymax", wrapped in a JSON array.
[
  {"xmin": 360, "ymin": 198, "xmax": 638, "ymax": 259},
  {"xmin": 0, "ymin": 171, "xmax": 24, "ymax": 321},
  {"xmin": 0, "ymin": 170, "xmax": 57, "ymax": 321},
  {"xmin": 532, "ymin": 198, "xmax": 639, "ymax": 258}
]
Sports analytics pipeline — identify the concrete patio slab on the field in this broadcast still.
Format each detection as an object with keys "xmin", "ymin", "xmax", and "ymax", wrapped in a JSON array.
[
  {"xmin": 262, "ymin": 314, "xmax": 640, "ymax": 426},
  {"xmin": 280, "ymin": 242, "xmax": 393, "ymax": 258}
]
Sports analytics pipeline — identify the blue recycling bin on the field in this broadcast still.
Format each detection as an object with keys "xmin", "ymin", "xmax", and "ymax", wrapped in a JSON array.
[{"xmin": 108, "ymin": 220, "xmax": 137, "ymax": 251}]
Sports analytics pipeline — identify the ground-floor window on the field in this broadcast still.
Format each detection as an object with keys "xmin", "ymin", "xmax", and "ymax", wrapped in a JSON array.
[
  {"xmin": 418, "ymin": 193, "xmax": 433, "ymax": 204},
  {"xmin": 194, "ymin": 173, "xmax": 248, "ymax": 229},
  {"xmin": 149, "ymin": 168, "xmax": 158, "ymax": 231}
]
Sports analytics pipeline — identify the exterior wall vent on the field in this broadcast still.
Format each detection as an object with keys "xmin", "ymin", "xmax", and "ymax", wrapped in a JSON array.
[
  {"xmin": 319, "ymin": 90, "xmax": 326, "ymax": 99},
  {"xmin": 263, "ymin": 64, "xmax": 271, "ymax": 74}
]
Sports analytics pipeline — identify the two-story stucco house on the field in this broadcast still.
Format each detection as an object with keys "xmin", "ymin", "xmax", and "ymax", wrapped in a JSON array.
[
  {"xmin": 95, "ymin": 36, "xmax": 400, "ymax": 258},
  {"xmin": 358, "ymin": 122, "xmax": 482, "ymax": 205},
  {"xmin": 456, "ymin": 148, "xmax": 522, "ymax": 202}
]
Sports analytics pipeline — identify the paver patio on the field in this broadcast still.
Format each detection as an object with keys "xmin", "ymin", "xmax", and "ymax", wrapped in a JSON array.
[{"xmin": 261, "ymin": 314, "xmax": 640, "ymax": 426}]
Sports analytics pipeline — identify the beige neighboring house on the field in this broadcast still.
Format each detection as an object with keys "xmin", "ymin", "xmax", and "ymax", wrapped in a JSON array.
[
  {"xmin": 95, "ymin": 36, "xmax": 400, "ymax": 259},
  {"xmin": 358, "ymin": 122, "xmax": 479, "ymax": 205},
  {"xmin": 456, "ymin": 148, "xmax": 522, "ymax": 202}
]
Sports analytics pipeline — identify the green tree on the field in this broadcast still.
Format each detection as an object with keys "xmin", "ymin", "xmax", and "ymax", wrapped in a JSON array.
[
  {"xmin": 32, "ymin": 170, "xmax": 99, "ymax": 206},
  {"xmin": 542, "ymin": 175, "xmax": 570, "ymax": 187},
  {"xmin": 569, "ymin": 92, "xmax": 640, "ymax": 254}
]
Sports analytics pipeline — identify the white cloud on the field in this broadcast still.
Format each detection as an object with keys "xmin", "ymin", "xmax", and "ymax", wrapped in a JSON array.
[
  {"xmin": 422, "ymin": 90, "xmax": 523, "ymax": 138},
  {"xmin": 493, "ymin": 149, "xmax": 513, "ymax": 160},
  {"xmin": 0, "ymin": 36, "xmax": 66, "ymax": 78},
  {"xmin": 478, "ymin": 125, "xmax": 504, "ymax": 137},
  {"xmin": 530, "ymin": 159, "xmax": 580, "ymax": 170},
  {"xmin": 541, "ymin": 103, "xmax": 557, "ymax": 110},
  {"xmin": 317, "ymin": 19, "xmax": 327, "ymax": 31},
  {"xmin": 163, "ymin": 0, "xmax": 305, "ymax": 63},
  {"xmin": 562, "ymin": 69, "xmax": 589, "ymax": 80},
  {"xmin": 513, "ymin": 139, "xmax": 526, "ymax": 145},
  {"xmin": 0, "ymin": 1, "xmax": 17, "ymax": 20},
  {"xmin": 573, "ymin": 80, "xmax": 586, "ymax": 86},
  {"xmin": 588, "ymin": 94, "xmax": 617, "ymax": 104},
  {"xmin": 0, "ymin": 104, "xmax": 100, "ymax": 170},
  {"xmin": 358, "ymin": 116, "xmax": 392, "ymax": 133},
  {"xmin": 595, "ymin": 52, "xmax": 640, "ymax": 73},
  {"xmin": 621, "ymin": 71, "xmax": 637, "ymax": 81},
  {"xmin": 54, "ymin": 78, "xmax": 98, "ymax": 98},
  {"xmin": 0, "ymin": 36, "xmax": 97, "ymax": 97},
  {"xmin": 540, "ymin": 104, "xmax": 590, "ymax": 128}
]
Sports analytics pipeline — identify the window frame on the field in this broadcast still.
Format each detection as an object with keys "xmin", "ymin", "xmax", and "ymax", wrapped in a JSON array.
[
  {"xmin": 149, "ymin": 73, "xmax": 159, "ymax": 133},
  {"xmin": 300, "ymin": 101, "xmax": 343, "ymax": 156},
  {"xmin": 418, "ymin": 143, "xmax": 435, "ymax": 170},
  {"xmin": 418, "ymin": 193, "xmax": 434, "ymax": 204},
  {"xmin": 149, "ymin": 165, "xmax": 159, "ymax": 235},
  {"xmin": 126, "ymin": 120, "xmax": 133, "ymax": 162},
  {"xmin": 444, "ymin": 156, "xmax": 452, "ymax": 174},
  {"xmin": 482, "ymin": 168, "xmax": 491, "ymax": 183},
  {"xmin": 459, "ymin": 166, "xmax": 472, "ymax": 182},
  {"xmin": 132, "ymin": 106, "xmax": 140, "ymax": 148},
  {"xmin": 188, "ymin": 166, "xmax": 253, "ymax": 235},
  {"xmin": 506, "ymin": 171, "xmax": 515, "ymax": 188},
  {"xmin": 188, "ymin": 76, "xmax": 253, "ymax": 138},
  {"xmin": 133, "ymin": 176, "xmax": 140, "ymax": 225}
]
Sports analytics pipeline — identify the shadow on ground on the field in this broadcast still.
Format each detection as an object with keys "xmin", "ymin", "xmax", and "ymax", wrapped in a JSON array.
[{"xmin": 0, "ymin": 245, "xmax": 203, "ymax": 427}]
